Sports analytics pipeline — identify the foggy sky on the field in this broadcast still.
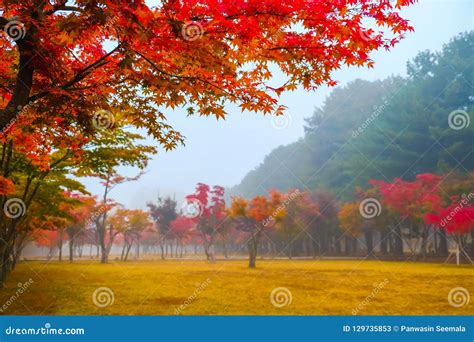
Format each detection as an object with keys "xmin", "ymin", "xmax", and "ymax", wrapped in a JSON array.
[{"xmin": 81, "ymin": 0, "xmax": 473, "ymax": 209}]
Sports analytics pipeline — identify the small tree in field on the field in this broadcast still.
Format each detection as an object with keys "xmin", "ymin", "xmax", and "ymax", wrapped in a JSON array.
[
  {"xmin": 424, "ymin": 194, "xmax": 474, "ymax": 264},
  {"xmin": 229, "ymin": 190, "xmax": 285, "ymax": 268},
  {"xmin": 170, "ymin": 216, "xmax": 196, "ymax": 258},
  {"xmin": 370, "ymin": 173, "xmax": 443, "ymax": 258},
  {"xmin": 338, "ymin": 202, "xmax": 363, "ymax": 248},
  {"xmin": 111, "ymin": 209, "xmax": 152, "ymax": 261},
  {"xmin": 185, "ymin": 183, "xmax": 226, "ymax": 260},
  {"xmin": 148, "ymin": 196, "xmax": 178, "ymax": 259},
  {"xmin": 60, "ymin": 192, "xmax": 97, "ymax": 262},
  {"xmin": 35, "ymin": 230, "xmax": 62, "ymax": 260}
]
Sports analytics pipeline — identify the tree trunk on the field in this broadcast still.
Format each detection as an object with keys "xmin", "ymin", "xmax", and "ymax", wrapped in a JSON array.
[
  {"xmin": 100, "ymin": 243, "xmax": 108, "ymax": 263},
  {"xmin": 393, "ymin": 225, "xmax": 404, "ymax": 258},
  {"xmin": 0, "ymin": 241, "xmax": 9, "ymax": 287},
  {"xmin": 223, "ymin": 237, "xmax": 228, "ymax": 259},
  {"xmin": 248, "ymin": 231, "xmax": 262, "ymax": 268},
  {"xmin": 380, "ymin": 229, "xmax": 389, "ymax": 255},
  {"xmin": 248, "ymin": 244, "xmax": 257, "ymax": 268},
  {"xmin": 121, "ymin": 242, "xmax": 126, "ymax": 261},
  {"xmin": 364, "ymin": 229, "xmax": 374, "ymax": 257},
  {"xmin": 69, "ymin": 237, "xmax": 74, "ymax": 262},
  {"xmin": 311, "ymin": 227, "xmax": 321, "ymax": 258},
  {"xmin": 437, "ymin": 229, "xmax": 448, "ymax": 256},
  {"xmin": 334, "ymin": 235, "xmax": 342, "ymax": 255},
  {"xmin": 352, "ymin": 236, "xmax": 358, "ymax": 255},
  {"xmin": 420, "ymin": 225, "xmax": 429, "ymax": 259},
  {"xmin": 124, "ymin": 241, "xmax": 132, "ymax": 261},
  {"xmin": 344, "ymin": 236, "xmax": 351, "ymax": 255},
  {"xmin": 0, "ymin": 34, "xmax": 36, "ymax": 131},
  {"xmin": 159, "ymin": 242, "xmax": 165, "ymax": 259},
  {"xmin": 58, "ymin": 230, "xmax": 63, "ymax": 261},
  {"xmin": 471, "ymin": 230, "xmax": 474, "ymax": 256}
]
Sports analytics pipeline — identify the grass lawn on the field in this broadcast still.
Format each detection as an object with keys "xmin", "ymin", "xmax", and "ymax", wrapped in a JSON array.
[{"xmin": 0, "ymin": 259, "xmax": 472, "ymax": 315}]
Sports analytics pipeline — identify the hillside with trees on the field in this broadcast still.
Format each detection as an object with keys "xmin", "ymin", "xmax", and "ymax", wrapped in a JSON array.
[{"xmin": 230, "ymin": 32, "xmax": 474, "ymax": 200}]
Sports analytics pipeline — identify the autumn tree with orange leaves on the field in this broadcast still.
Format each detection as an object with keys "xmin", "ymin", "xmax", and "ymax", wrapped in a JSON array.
[
  {"xmin": 229, "ymin": 190, "xmax": 286, "ymax": 267},
  {"xmin": 0, "ymin": 0, "xmax": 415, "ymax": 134},
  {"xmin": 0, "ymin": 0, "xmax": 417, "ymax": 282}
]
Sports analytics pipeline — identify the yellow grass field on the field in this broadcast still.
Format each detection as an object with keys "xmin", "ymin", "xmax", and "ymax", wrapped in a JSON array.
[{"xmin": 0, "ymin": 259, "xmax": 472, "ymax": 315}]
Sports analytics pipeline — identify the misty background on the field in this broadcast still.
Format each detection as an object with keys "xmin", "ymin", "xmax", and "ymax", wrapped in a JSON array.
[{"xmin": 80, "ymin": 0, "xmax": 473, "ymax": 208}]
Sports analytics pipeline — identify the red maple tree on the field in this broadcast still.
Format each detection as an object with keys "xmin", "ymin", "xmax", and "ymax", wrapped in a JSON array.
[{"xmin": 1, "ymin": 0, "xmax": 415, "ymax": 142}]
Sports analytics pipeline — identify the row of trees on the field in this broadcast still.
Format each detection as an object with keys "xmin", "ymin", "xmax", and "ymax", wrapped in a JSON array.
[
  {"xmin": 35, "ymin": 169, "xmax": 473, "ymax": 270},
  {"xmin": 227, "ymin": 173, "xmax": 473, "ymax": 267},
  {"xmin": 0, "ymin": 0, "xmax": 417, "ymax": 285}
]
